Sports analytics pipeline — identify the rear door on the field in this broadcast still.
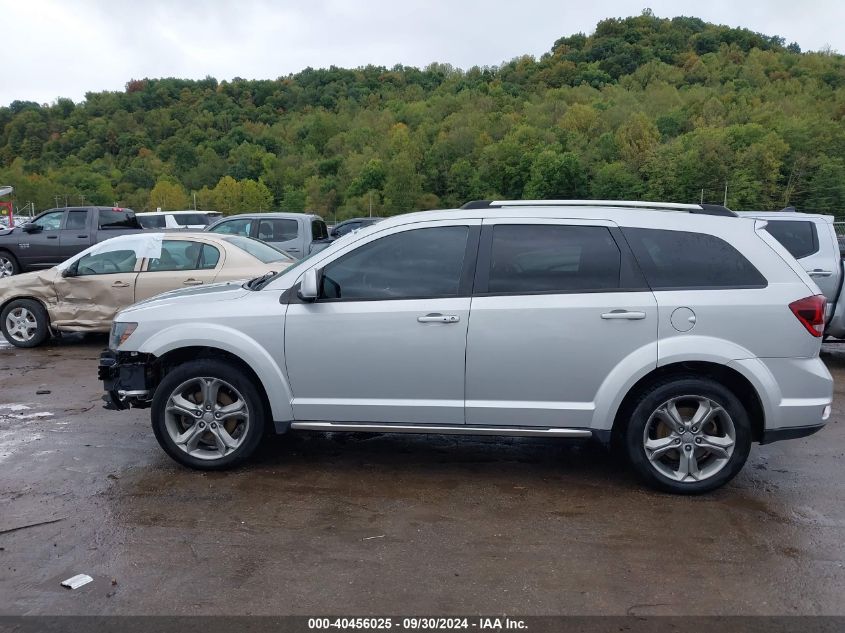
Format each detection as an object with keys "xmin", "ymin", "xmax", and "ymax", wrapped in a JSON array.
[
  {"xmin": 464, "ymin": 219, "xmax": 657, "ymax": 428},
  {"xmin": 134, "ymin": 239, "xmax": 222, "ymax": 301},
  {"xmin": 58, "ymin": 208, "xmax": 92, "ymax": 259}
]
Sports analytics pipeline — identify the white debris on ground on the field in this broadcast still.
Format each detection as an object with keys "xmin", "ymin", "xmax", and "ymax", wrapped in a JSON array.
[{"xmin": 0, "ymin": 403, "xmax": 52, "ymax": 463}]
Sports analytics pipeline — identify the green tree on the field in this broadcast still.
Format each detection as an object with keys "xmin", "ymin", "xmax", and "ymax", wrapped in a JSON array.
[
  {"xmin": 240, "ymin": 179, "xmax": 274, "ymax": 211},
  {"xmin": 524, "ymin": 151, "xmax": 588, "ymax": 199},
  {"xmin": 149, "ymin": 177, "xmax": 190, "ymax": 210}
]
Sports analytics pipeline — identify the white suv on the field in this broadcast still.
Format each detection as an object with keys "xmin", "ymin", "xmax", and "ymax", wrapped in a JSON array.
[{"xmin": 99, "ymin": 200, "xmax": 833, "ymax": 493}]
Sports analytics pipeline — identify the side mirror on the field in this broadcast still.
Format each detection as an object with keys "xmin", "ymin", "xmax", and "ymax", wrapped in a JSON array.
[
  {"xmin": 298, "ymin": 268, "xmax": 320, "ymax": 301},
  {"xmin": 61, "ymin": 265, "xmax": 77, "ymax": 278},
  {"xmin": 22, "ymin": 222, "xmax": 40, "ymax": 233},
  {"xmin": 330, "ymin": 228, "xmax": 339, "ymax": 238}
]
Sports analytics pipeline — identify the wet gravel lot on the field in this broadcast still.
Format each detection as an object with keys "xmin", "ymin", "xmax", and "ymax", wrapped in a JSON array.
[{"xmin": 1, "ymin": 334, "xmax": 844, "ymax": 615}]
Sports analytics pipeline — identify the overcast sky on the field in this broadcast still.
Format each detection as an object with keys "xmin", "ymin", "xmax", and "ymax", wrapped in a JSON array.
[{"xmin": 2, "ymin": 0, "xmax": 842, "ymax": 106}]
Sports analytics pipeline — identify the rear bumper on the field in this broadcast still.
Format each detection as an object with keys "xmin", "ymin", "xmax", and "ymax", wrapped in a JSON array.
[
  {"xmin": 761, "ymin": 423, "xmax": 826, "ymax": 444},
  {"xmin": 729, "ymin": 356, "xmax": 832, "ymax": 436}
]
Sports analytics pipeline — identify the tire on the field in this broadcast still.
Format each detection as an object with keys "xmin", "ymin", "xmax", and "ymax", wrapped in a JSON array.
[
  {"xmin": 623, "ymin": 376, "xmax": 752, "ymax": 494},
  {"xmin": 151, "ymin": 359, "xmax": 267, "ymax": 470},
  {"xmin": 1, "ymin": 298, "xmax": 50, "ymax": 348},
  {"xmin": 0, "ymin": 250, "xmax": 19, "ymax": 277}
]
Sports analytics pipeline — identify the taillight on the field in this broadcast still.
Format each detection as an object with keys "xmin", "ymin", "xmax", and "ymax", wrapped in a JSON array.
[{"xmin": 789, "ymin": 295, "xmax": 825, "ymax": 337}]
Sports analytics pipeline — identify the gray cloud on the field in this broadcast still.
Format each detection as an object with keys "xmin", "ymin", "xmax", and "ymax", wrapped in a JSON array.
[{"xmin": 2, "ymin": 0, "xmax": 842, "ymax": 105}]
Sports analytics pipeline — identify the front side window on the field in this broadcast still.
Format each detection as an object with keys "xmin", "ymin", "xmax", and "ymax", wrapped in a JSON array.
[
  {"xmin": 320, "ymin": 226, "xmax": 468, "ymax": 300},
  {"xmin": 33, "ymin": 211, "xmax": 64, "ymax": 231},
  {"xmin": 258, "ymin": 219, "xmax": 299, "ymax": 242},
  {"xmin": 488, "ymin": 225, "xmax": 621, "ymax": 294},
  {"xmin": 764, "ymin": 221, "xmax": 818, "ymax": 260},
  {"xmin": 147, "ymin": 240, "xmax": 205, "ymax": 272},
  {"xmin": 623, "ymin": 228, "xmax": 767, "ymax": 290},
  {"xmin": 210, "ymin": 218, "xmax": 252, "ymax": 236},
  {"xmin": 75, "ymin": 249, "xmax": 139, "ymax": 275}
]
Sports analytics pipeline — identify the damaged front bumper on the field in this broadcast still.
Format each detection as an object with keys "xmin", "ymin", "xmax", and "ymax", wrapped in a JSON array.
[{"xmin": 98, "ymin": 350, "xmax": 154, "ymax": 410}]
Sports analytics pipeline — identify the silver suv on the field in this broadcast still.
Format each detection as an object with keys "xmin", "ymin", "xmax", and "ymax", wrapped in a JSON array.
[{"xmin": 99, "ymin": 200, "xmax": 833, "ymax": 493}]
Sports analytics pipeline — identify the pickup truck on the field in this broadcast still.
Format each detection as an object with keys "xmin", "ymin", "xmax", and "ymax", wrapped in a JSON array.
[
  {"xmin": 737, "ymin": 210, "xmax": 845, "ymax": 338},
  {"xmin": 0, "ymin": 207, "xmax": 143, "ymax": 277},
  {"xmin": 205, "ymin": 212, "xmax": 331, "ymax": 259}
]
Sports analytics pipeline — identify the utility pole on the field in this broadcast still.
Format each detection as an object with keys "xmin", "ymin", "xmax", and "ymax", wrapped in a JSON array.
[
  {"xmin": 700, "ymin": 189, "xmax": 704, "ymax": 204},
  {"xmin": 723, "ymin": 181, "xmax": 728, "ymax": 207},
  {"xmin": 79, "ymin": 194, "xmax": 85, "ymax": 207},
  {"xmin": 193, "ymin": 192, "xmax": 197, "ymax": 210},
  {"xmin": 368, "ymin": 191, "xmax": 373, "ymax": 217},
  {"xmin": 54, "ymin": 195, "xmax": 61, "ymax": 209}
]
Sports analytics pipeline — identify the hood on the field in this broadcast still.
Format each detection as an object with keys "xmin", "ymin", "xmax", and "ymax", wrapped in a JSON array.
[
  {"xmin": 120, "ymin": 279, "xmax": 251, "ymax": 314},
  {"xmin": 0, "ymin": 226, "xmax": 20, "ymax": 238}
]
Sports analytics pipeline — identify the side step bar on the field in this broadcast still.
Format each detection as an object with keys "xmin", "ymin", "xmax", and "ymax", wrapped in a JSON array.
[{"xmin": 289, "ymin": 421, "xmax": 592, "ymax": 438}]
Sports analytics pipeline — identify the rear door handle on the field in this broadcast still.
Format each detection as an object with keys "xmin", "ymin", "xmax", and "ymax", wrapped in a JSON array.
[
  {"xmin": 183, "ymin": 279, "xmax": 203, "ymax": 286},
  {"xmin": 601, "ymin": 310, "xmax": 646, "ymax": 320},
  {"xmin": 809, "ymin": 269, "xmax": 833, "ymax": 277},
  {"xmin": 76, "ymin": 234, "xmax": 88, "ymax": 239},
  {"xmin": 417, "ymin": 313, "xmax": 460, "ymax": 324},
  {"xmin": 112, "ymin": 281, "xmax": 130, "ymax": 288}
]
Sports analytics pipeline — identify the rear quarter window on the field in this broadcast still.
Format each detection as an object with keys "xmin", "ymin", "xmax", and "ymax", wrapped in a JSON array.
[
  {"xmin": 623, "ymin": 228, "xmax": 767, "ymax": 290},
  {"xmin": 763, "ymin": 220, "xmax": 819, "ymax": 260},
  {"xmin": 99, "ymin": 209, "xmax": 141, "ymax": 229}
]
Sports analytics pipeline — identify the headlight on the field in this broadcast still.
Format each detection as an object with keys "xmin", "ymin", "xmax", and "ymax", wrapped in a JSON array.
[{"xmin": 110, "ymin": 322, "xmax": 138, "ymax": 349}]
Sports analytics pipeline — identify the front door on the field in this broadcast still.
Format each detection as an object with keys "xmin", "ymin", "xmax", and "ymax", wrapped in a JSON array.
[
  {"xmin": 50, "ymin": 245, "xmax": 140, "ymax": 330},
  {"xmin": 134, "ymin": 239, "xmax": 222, "ymax": 301},
  {"xmin": 465, "ymin": 220, "xmax": 658, "ymax": 428},
  {"xmin": 284, "ymin": 221, "xmax": 480, "ymax": 425},
  {"xmin": 18, "ymin": 210, "xmax": 65, "ymax": 268}
]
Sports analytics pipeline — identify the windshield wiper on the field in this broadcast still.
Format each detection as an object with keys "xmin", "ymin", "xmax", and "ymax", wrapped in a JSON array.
[{"xmin": 247, "ymin": 271, "xmax": 277, "ymax": 290}]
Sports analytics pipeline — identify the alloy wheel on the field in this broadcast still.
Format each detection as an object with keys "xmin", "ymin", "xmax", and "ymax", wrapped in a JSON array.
[
  {"xmin": 642, "ymin": 395, "xmax": 736, "ymax": 483},
  {"xmin": 164, "ymin": 377, "xmax": 251, "ymax": 460},
  {"xmin": 5, "ymin": 307, "xmax": 37, "ymax": 343},
  {"xmin": 0, "ymin": 257, "xmax": 14, "ymax": 278}
]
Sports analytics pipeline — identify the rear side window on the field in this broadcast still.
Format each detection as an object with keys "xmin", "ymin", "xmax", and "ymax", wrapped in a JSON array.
[
  {"xmin": 312, "ymin": 219, "xmax": 329, "ymax": 240},
  {"xmin": 99, "ymin": 209, "xmax": 141, "ymax": 229},
  {"xmin": 65, "ymin": 209, "xmax": 88, "ymax": 230},
  {"xmin": 623, "ymin": 228, "xmax": 766, "ymax": 290},
  {"xmin": 147, "ymin": 240, "xmax": 204, "ymax": 272},
  {"xmin": 258, "ymin": 219, "xmax": 299, "ymax": 241},
  {"xmin": 763, "ymin": 221, "xmax": 818, "ymax": 259},
  {"xmin": 488, "ymin": 225, "xmax": 621, "ymax": 293}
]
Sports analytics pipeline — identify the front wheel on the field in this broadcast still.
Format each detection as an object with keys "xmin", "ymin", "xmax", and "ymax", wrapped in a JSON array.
[
  {"xmin": 1, "ymin": 298, "xmax": 50, "ymax": 347},
  {"xmin": 0, "ymin": 251, "xmax": 19, "ymax": 277},
  {"xmin": 624, "ymin": 377, "xmax": 752, "ymax": 494},
  {"xmin": 151, "ymin": 359, "xmax": 267, "ymax": 470}
]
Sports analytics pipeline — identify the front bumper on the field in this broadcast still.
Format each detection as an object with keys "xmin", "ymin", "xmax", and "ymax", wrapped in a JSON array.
[{"xmin": 98, "ymin": 350, "xmax": 153, "ymax": 410}]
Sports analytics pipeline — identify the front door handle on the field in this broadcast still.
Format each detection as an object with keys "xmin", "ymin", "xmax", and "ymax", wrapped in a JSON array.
[
  {"xmin": 809, "ymin": 269, "xmax": 833, "ymax": 278},
  {"xmin": 417, "ymin": 313, "xmax": 460, "ymax": 324},
  {"xmin": 183, "ymin": 278, "xmax": 203, "ymax": 286},
  {"xmin": 601, "ymin": 310, "xmax": 646, "ymax": 320},
  {"xmin": 112, "ymin": 281, "xmax": 130, "ymax": 288}
]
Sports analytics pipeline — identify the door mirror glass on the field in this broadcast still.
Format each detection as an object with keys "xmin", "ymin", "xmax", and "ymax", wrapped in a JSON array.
[
  {"xmin": 22, "ymin": 222, "xmax": 40, "ymax": 233},
  {"xmin": 298, "ymin": 268, "xmax": 320, "ymax": 301}
]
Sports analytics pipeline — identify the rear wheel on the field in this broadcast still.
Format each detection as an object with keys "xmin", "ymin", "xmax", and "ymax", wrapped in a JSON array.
[
  {"xmin": 0, "ymin": 251, "xmax": 19, "ymax": 277},
  {"xmin": 1, "ymin": 299, "xmax": 50, "ymax": 347},
  {"xmin": 624, "ymin": 377, "xmax": 751, "ymax": 494},
  {"xmin": 151, "ymin": 359, "xmax": 267, "ymax": 470}
]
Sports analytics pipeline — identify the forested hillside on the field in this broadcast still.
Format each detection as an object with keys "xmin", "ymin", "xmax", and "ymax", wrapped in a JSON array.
[{"xmin": 2, "ymin": 11, "xmax": 845, "ymax": 219}]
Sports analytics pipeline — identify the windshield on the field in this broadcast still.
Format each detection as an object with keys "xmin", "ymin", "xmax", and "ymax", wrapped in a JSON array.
[{"xmin": 221, "ymin": 235, "xmax": 294, "ymax": 264}]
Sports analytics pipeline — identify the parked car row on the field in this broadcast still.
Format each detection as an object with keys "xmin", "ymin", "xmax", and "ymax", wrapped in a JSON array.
[
  {"xmin": 0, "ymin": 232, "xmax": 293, "ymax": 348},
  {"xmin": 0, "ymin": 207, "xmax": 375, "ymax": 278}
]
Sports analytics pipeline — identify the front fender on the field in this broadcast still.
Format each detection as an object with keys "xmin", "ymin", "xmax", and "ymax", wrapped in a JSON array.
[{"xmin": 137, "ymin": 323, "xmax": 294, "ymax": 422}]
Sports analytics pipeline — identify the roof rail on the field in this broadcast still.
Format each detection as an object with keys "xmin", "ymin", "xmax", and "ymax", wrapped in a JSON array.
[{"xmin": 460, "ymin": 199, "xmax": 737, "ymax": 217}]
